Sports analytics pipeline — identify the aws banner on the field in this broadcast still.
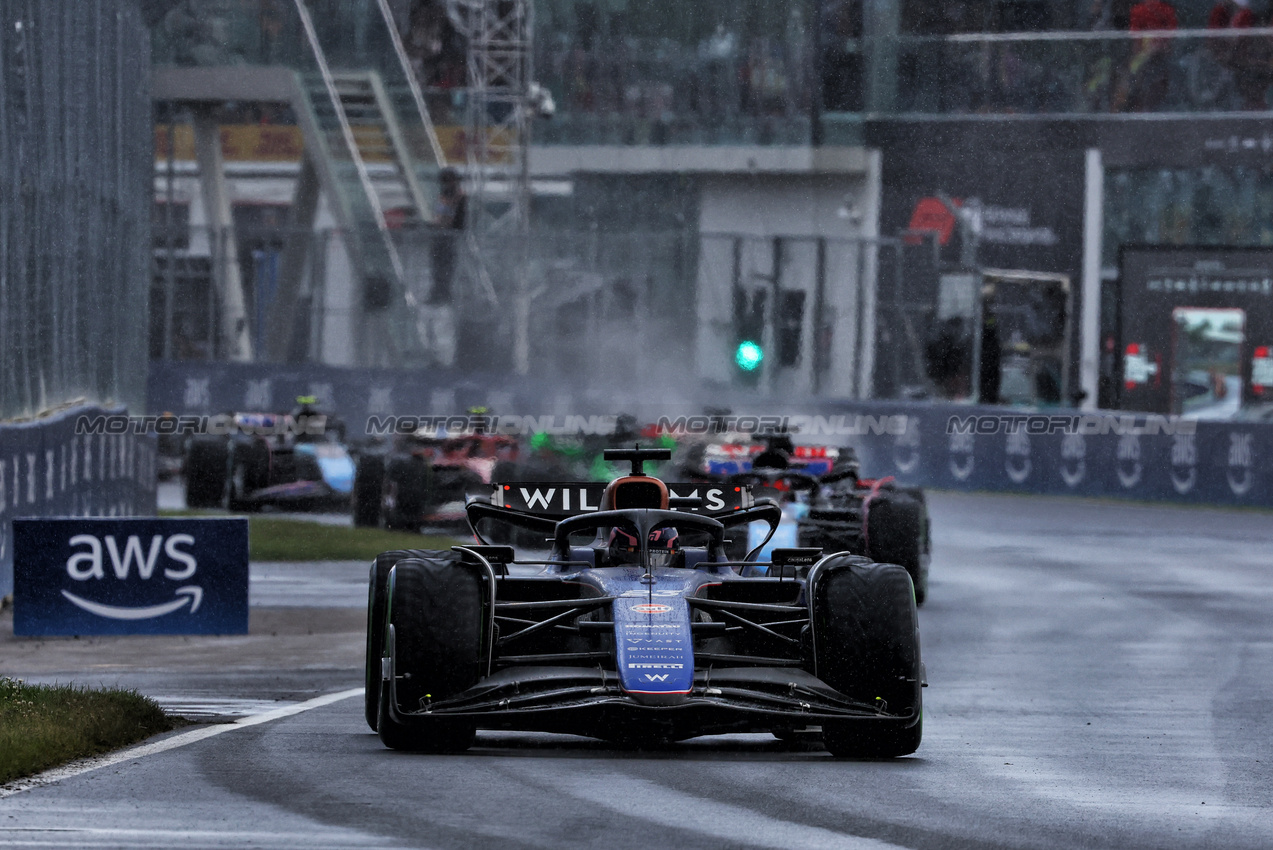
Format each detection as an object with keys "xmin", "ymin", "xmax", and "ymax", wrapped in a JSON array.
[{"xmin": 13, "ymin": 518, "xmax": 248, "ymax": 636}]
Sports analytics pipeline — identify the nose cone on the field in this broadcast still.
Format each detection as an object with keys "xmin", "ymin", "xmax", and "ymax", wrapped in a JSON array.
[{"xmin": 613, "ymin": 595, "xmax": 694, "ymax": 705}]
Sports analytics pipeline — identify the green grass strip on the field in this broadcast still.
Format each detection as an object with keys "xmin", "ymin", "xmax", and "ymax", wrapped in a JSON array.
[
  {"xmin": 245, "ymin": 517, "xmax": 460, "ymax": 562},
  {"xmin": 158, "ymin": 511, "xmax": 461, "ymax": 561},
  {"xmin": 0, "ymin": 678, "xmax": 174, "ymax": 785}
]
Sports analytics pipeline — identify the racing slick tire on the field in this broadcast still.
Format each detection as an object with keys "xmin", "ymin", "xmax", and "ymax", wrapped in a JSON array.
[
  {"xmin": 812, "ymin": 557, "xmax": 922, "ymax": 758},
  {"xmin": 797, "ymin": 508, "xmax": 859, "ymax": 555},
  {"xmin": 365, "ymin": 548, "xmax": 453, "ymax": 731},
  {"xmin": 377, "ymin": 556, "xmax": 482, "ymax": 752},
  {"xmin": 352, "ymin": 454, "xmax": 386, "ymax": 528},
  {"xmin": 384, "ymin": 454, "xmax": 431, "ymax": 531},
  {"xmin": 864, "ymin": 493, "xmax": 929, "ymax": 605},
  {"xmin": 184, "ymin": 438, "xmax": 229, "ymax": 509},
  {"xmin": 226, "ymin": 439, "xmax": 269, "ymax": 512}
]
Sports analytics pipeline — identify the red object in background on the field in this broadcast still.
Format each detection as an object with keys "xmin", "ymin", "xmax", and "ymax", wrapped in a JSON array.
[
  {"xmin": 1253, "ymin": 346, "xmax": 1272, "ymax": 396},
  {"xmin": 1130, "ymin": 0, "xmax": 1178, "ymax": 31},
  {"xmin": 907, "ymin": 197, "xmax": 960, "ymax": 246},
  {"xmin": 383, "ymin": 207, "xmax": 408, "ymax": 229}
]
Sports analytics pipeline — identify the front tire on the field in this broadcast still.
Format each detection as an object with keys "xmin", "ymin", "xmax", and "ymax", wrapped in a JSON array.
[
  {"xmin": 184, "ymin": 438, "xmax": 229, "ymax": 509},
  {"xmin": 812, "ymin": 557, "xmax": 923, "ymax": 758},
  {"xmin": 364, "ymin": 548, "xmax": 454, "ymax": 732},
  {"xmin": 377, "ymin": 556, "xmax": 483, "ymax": 752}
]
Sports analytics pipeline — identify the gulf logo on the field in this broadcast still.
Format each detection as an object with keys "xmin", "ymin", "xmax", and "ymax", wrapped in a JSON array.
[{"xmin": 631, "ymin": 603, "xmax": 673, "ymax": 615}]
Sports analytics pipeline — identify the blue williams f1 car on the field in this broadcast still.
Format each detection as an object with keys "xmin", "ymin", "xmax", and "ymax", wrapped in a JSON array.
[{"xmin": 364, "ymin": 448, "xmax": 924, "ymax": 757}]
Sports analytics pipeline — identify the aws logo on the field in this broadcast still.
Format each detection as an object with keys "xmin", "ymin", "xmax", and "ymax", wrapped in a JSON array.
[{"xmin": 62, "ymin": 534, "xmax": 203, "ymax": 620}]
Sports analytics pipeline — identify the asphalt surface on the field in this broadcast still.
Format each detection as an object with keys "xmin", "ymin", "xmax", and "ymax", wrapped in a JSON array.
[{"xmin": 2, "ymin": 491, "xmax": 1272, "ymax": 849}]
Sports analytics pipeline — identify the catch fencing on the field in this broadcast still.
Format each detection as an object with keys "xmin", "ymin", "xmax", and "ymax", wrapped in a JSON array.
[{"xmin": 0, "ymin": 1, "xmax": 153, "ymax": 420}]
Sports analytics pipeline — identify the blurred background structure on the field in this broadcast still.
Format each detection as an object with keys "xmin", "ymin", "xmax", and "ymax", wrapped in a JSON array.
[
  {"xmin": 6, "ymin": 0, "xmax": 1273, "ymax": 420},
  {"xmin": 141, "ymin": 0, "xmax": 1273, "ymax": 419}
]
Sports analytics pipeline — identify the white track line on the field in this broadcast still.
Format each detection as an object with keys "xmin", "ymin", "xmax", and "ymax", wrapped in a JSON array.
[{"xmin": 0, "ymin": 687, "xmax": 362, "ymax": 799}]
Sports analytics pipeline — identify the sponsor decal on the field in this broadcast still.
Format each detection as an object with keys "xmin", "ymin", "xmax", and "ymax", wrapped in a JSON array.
[
  {"xmin": 1116, "ymin": 434, "xmax": 1142, "ymax": 489},
  {"xmin": 630, "ymin": 603, "xmax": 673, "ymax": 615},
  {"xmin": 13, "ymin": 518, "xmax": 248, "ymax": 636},
  {"xmin": 498, "ymin": 484, "xmax": 739, "ymax": 514},
  {"xmin": 893, "ymin": 417, "xmax": 921, "ymax": 474},
  {"xmin": 628, "ymin": 663, "xmax": 684, "ymax": 669},
  {"xmin": 1005, "ymin": 431, "xmax": 1031, "ymax": 485},
  {"xmin": 1170, "ymin": 434, "xmax": 1197, "ymax": 495},
  {"xmin": 1227, "ymin": 432, "xmax": 1255, "ymax": 496},
  {"xmin": 949, "ymin": 432, "xmax": 975, "ymax": 481},
  {"xmin": 1059, "ymin": 433, "xmax": 1086, "ymax": 488}
]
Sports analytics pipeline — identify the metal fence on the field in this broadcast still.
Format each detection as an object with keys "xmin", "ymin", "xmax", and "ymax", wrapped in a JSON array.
[{"xmin": 0, "ymin": 0, "xmax": 153, "ymax": 421}]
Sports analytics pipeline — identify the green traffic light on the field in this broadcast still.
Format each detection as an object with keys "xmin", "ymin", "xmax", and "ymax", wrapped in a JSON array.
[{"xmin": 735, "ymin": 340, "xmax": 763, "ymax": 371}]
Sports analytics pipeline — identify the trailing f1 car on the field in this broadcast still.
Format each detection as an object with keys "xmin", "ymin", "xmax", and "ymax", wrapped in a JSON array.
[
  {"xmin": 352, "ymin": 433, "xmax": 519, "ymax": 530},
  {"xmin": 184, "ymin": 410, "xmax": 354, "ymax": 510},
  {"xmin": 680, "ymin": 437, "xmax": 931, "ymax": 604},
  {"xmin": 365, "ymin": 448, "xmax": 924, "ymax": 757}
]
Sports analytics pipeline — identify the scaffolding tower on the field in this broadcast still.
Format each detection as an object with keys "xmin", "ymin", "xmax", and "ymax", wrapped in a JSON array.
[{"xmin": 447, "ymin": 0, "xmax": 534, "ymax": 372}]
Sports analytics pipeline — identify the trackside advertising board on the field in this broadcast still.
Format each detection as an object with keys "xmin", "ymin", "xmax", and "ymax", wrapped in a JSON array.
[{"xmin": 13, "ymin": 518, "xmax": 248, "ymax": 636}]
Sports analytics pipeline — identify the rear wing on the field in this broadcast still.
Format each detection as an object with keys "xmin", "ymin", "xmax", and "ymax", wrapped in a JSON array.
[
  {"xmin": 703, "ymin": 443, "xmax": 840, "ymax": 476},
  {"xmin": 491, "ymin": 482, "xmax": 754, "ymax": 518}
]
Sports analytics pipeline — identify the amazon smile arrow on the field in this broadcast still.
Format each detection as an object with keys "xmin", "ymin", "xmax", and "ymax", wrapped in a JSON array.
[{"xmin": 61, "ymin": 586, "xmax": 203, "ymax": 620}]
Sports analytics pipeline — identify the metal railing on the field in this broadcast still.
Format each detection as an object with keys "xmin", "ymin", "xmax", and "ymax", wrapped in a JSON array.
[{"xmin": 882, "ymin": 27, "xmax": 1273, "ymax": 117}]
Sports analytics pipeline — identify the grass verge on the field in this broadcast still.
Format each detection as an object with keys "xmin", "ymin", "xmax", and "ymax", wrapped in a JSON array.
[
  {"xmin": 158, "ymin": 511, "xmax": 460, "ymax": 561},
  {"xmin": 245, "ymin": 517, "xmax": 460, "ymax": 561},
  {"xmin": 0, "ymin": 678, "xmax": 174, "ymax": 785}
]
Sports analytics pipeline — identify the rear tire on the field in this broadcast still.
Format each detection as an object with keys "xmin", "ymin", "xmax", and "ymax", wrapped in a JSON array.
[
  {"xmin": 184, "ymin": 438, "xmax": 228, "ymax": 509},
  {"xmin": 864, "ymin": 493, "xmax": 929, "ymax": 605},
  {"xmin": 352, "ymin": 454, "xmax": 386, "ymax": 528},
  {"xmin": 364, "ymin": 548, "xmax": 454, "ymax": 732},
  {"xmin": 227, "ymin": 439, "xmax": 269, "ymax": 512},
  {"xmin": 377, "ymin": 556, "xmax": 482, "ymax": 752},
  {"xmin": 384, "ymin": 455, "xmax": 431, "ymax": 531},
  {"xmin": 812, "ymin": 557, "xmax": 923, "ymax": 758}
]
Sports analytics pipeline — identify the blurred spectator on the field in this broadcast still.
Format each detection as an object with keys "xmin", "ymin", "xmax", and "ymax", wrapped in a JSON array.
[
  {"xmin": 430, "ymin": 168, "xmax": 466, "ymax": 304},
  {"xmin": 163, "ymin": 0, "xmax": 229, "ymax": 66},
  {"xmin": 1208, "ymin": 0, "xmax": 1257, "ymax": 29},
  {"xmin": 820, "ymin": 0, "xmax": 863, "ymax": 112},
  {"xmin": 405, "ymin": 0, "xmax": 466, "ymax": 122},
  {"xmin": 1208, "ymin": 0, "xmax": 1267, "ymax": 109},
  {"xmin": 1120, "ymin": 0, "xmax": 1178, "ymax": 111},
  {"xmin": 1084, "ymin": 0, "xmax": 1116, "ymax": 110}
]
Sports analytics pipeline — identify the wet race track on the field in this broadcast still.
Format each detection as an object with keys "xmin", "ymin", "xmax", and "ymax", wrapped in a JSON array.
[{"xmin": 2, "ymin": 491, "xmax": 1272, "ymax": 849}]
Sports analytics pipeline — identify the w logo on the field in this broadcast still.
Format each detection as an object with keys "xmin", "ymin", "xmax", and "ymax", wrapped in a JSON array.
[{"xmin": 644, "ymin": 674, "xmax": 670, "ymax": 683}]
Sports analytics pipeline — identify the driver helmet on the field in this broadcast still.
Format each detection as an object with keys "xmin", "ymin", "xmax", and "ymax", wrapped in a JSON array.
[{"xmin": 607, "ymin": 525, "xmax": 679, "ymax": 568}]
